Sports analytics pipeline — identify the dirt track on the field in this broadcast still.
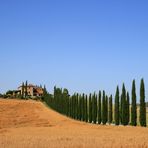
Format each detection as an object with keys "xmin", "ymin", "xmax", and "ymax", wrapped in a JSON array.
[{"xmin": 0, "ymin": 99, "xmax": 148, "ymax": 148}]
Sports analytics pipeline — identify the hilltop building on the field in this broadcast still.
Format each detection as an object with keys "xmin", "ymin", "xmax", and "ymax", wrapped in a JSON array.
[{"xmin": 18, "ymin": 84, "xmax": 44, "ymax": 97}]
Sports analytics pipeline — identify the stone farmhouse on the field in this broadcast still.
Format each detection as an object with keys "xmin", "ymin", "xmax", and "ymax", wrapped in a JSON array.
[{"xmin": 18, "ymin": 84, "xmax": 44, "ymax": 97}]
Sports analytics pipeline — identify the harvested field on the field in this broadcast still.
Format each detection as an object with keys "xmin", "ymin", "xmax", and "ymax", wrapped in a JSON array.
[{"xmin": 0, "ymin": 99, "xmax": 148, "ymax": 148}]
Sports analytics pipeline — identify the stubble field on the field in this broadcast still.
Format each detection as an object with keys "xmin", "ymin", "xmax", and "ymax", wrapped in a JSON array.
[{"xmin": 0, "ymin": 99, "xmax": 148, "ymax": 148}]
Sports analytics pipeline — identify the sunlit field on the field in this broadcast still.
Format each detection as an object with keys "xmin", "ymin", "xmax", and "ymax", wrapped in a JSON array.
[{"xmin": 1, "ymin": 99, "xmax": 148, "ymax": 148}]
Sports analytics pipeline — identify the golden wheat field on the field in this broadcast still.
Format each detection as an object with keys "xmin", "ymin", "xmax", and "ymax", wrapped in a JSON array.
[{"xmin": 0, "ymin": 99, "xmax": 148, "ymax": 148}]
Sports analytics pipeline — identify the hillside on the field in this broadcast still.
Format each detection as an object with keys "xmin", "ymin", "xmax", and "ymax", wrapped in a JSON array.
[{"xmin": 1, "ymin": 99, "xmax": 148, "ymax": 148}]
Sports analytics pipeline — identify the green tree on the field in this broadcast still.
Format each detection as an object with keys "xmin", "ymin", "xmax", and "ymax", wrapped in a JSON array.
[
  {"xmin": 78, "ymin": 94, "xmax": 81, "ymax": 120},
  {"xmin": 131, "ymin": 80, "xmax": 137, "ymax": 126},
  {"xmin": 25, "ymin": 80, "xmax": 28, "ymax": 98},
  {"xmin": 85, "ymin": 95, "xmax": 88, "ymax": 122},
  {"xmin": 76, "ymin": 93, "xmax": 79, "ymax": 120},
  {"xmin": 126, "ymin": 92, "xmax": 130, "ymax": 125},
  {"xmin": 82, "ymin": 93, "xmax": 85, "ymax": 121},
  {"xmin": 42, "ymin": 85, "xmax": 48, "ymax": 101},
  {"xmin": 21, "ymin": 82, "xmax": 25, "ymax": 99},
  {"xmin": 108, "ymin": 95, "xmax": 113, "ymax": 124},
  {"xmin": 69, "ymin": 96, "xmax": 72, "ymax": 117},
  {"xmin": 140, "ymin": 79, "xmax": 146, "ymax": 127},
  {"xmin": 79, "ymin": 95, "xmax": 82, "ymax": 121},
  {"xmin": 102, "ymin": 91, "xmax": 106, "ymax": 125},
  {"xmin": 98, "ymin": 91, "xmax": 101, "ymax": 124},
  {"xmin": 92, "ymin": 93, "xmax": 97, "ymax": 124},
  {"xmin": 73, "ymin": 95, "xmax": 76, "ymax": 119},
  {"xmin": 89, "ymin": 94, "xmax": 92, "ymax": 123},
  {"xmin": 77, "ymin": 94, "xmax": 80, "ymax": 120},
  {"xmin": 115, "ymin": 86, "xmax": 120, "ymax": 125},
  {"xmin": 121, "ymin": 83, "xmax": 127, "ymax": 125},
  {"xmin": 105, "ymin": 95, "xmax": 108, "ymax": 123}
]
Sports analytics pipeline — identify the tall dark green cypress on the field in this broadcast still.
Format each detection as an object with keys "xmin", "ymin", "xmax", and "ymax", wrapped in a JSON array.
[
  {"xmin": 115, "ymin": 86, "xmax": 120, "ymax": 125},
  {"xmin": 73, "ymin": 94, "xmax": 76, "ymax": 119},
  {"xmin": 108, "ymin": 95, "xmax": 113, "ymax": 124},
  {"xmin": 21, "ymin": 82, "xmax": 25, "ymax": 99},
  {"xmin": 126, "ymin": 92, "xmax": 130, "ymax": 125},
  {"xmin": 69, "ymin": 96, "xmax": 71, "ymax": 117},
  {"xmin": 102, "ymin": 91, "xmax": 106, "ymax": 125},
  {"xmin": 82, "ymin": 93, "xmax": 85, "ymax": 121},
  {"xmin": 66, "ymin": 93, "xmax": 70, "ymax": 117},
  {"xmin": 93, "ymin": 93, "xmax": 97, "ymax": 124},
  {"xmin": 72, "ymin": 96, "xmax": 74, "ymax": 118},
  {"xmin": 131, "ymin": 80, "xmax": 137, "ymax": 126},
  {"xmin": 85, "ymin": 95, "xmax": 88, "ymax": 122},
  {"xmin": 83, "ymin": 94, "xmax": 85, "ymax": 121},
  {"xmin": 71, "ymin": 96, "xmax": 73, "ymax": 118},
  {"xmin": 67, "ymin": 94, "xmax": 70, "ymax": 117},
  {"xmin": 71, "ymin": 95, "xmax": 74, "ymax": 118},
  {"xmin": 92, "ymin": 93, "xmax": 95, "ymax": 123},
  {"xmin": 105, "ymin": 95, "xmax": 108, "ymax": 123},
  {"xmin": 98, "ymin": 91, "xmax": 101, "ymax": 124},
  {"xmin": 79, "ymin": 95, "xmax": 82, "ymax": 121},
  {"xmin": 70, "ymin": 96, "xmax": 73, "ymax": 118},
  {"xmin": 77, "ymin": 94, "xmax": 80, "ymax": 120},
  {"xmin": 89, "ymin": 94, "xmax": 92, "ymax": 123},
  {"xmin": 140, "ymin": 79, "xmax": 146, "ymax": 127},
  {"xmin": 76, "ymin": 93, "xmax": 79, "ymax": 120},
  {"xmin": 43, "ymin": 85, "xmax": 48, "ymax": 101},
  {"xmin": 120, "ymin": 94, "xmax": 123, "ymax": 124},
  {"xmin": 121, "ymin": 83, "xmax": 127, "ymax": 125},
  {"xmin": 72, "ymin": 94, "xmax": 75, "ymax": 118},
  {"xmin": 25, "ymin": 80, "xmax": 28, "ymax": 98}
]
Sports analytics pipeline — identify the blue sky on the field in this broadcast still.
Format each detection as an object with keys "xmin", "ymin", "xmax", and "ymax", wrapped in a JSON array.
[{"xmin": 0, "ymin": 0, "xmax": 148, "ymax": 99}]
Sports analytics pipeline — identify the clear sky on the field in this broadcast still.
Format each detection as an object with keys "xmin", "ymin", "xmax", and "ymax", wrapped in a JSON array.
[{"xmin": 0, "ymin": 0, "xmax": 148, "ymax": 99}]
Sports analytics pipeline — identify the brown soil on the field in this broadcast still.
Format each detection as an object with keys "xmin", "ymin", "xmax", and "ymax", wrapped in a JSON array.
[{"xmin": 0, "ymin": 99, "xmax": 148, "ymax": 148}]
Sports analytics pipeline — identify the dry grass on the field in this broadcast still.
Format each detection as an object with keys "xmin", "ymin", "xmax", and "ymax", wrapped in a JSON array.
[{"xmin": 0, "ymin": 99, "xmax": 148, "ymax": 148}]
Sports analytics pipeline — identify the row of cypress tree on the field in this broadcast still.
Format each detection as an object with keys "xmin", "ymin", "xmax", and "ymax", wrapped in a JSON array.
[
  {"xmin": 44, "ymin": 78, "xmax": 147, "ymax": 127},
  {"xmin": 114, "ymin": 79, "xmax": 146, "ymax": 127}
]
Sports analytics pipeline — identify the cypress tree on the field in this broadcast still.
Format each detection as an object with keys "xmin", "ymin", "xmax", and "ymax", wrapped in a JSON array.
[
  {"xmin": 74, "ymin": 95, "xmax": 76, "ymax": 119},
  {"xmin": 109, "ymin": 95, "xmax": 113, "ymax": 124},
  {"xmin": 67, "ymin": 93, "xmax": 70, "ymax": 117},
  {"xmin": 92, "ymin": 94, "xmax": 95, "ymax": 123},
  {"xmin": 105, "ymin": 95, "xmax": 108, "ymax": 123},
  {"xmin": 121, "ymin": 83, "xmax": 127, "ymax": 125},
  {"xmin": 120, "ymin": 94, "xmax": 122, "ymax": 124},
  {"xmin": 126, "ymin": 92, "xmax": 130, "ymax": 125},
  {"xmin": 85, "ymin": 95, "xmax": 88, "ymax": 122},
  {"xmin": 131, "ymin": 80, "xmax": 137, "ymax": 126},
  {"xmin": 73, "ymin": 95, "xmax": 76, "ymax": 119},
  {"xmin": 21, "ymin": 82, "xmax": 25, "ymax": 99},
  {"xmin": 71, "ymin": 96, "xmax": 73, "ymax": 117},
  {"xmin": 102, "ymin": 91, "xmax": 106, "ymax": 125},
  {"xmin": 77, "ymin": 94, "xmax": 80, "ymax": 119},
  {"xmin": 93, "ymin": 93, "xmax": 97, "ymax": 124},
  {"xmin": 76, "ymin": 93, "xmax": 79, "ymax": 120},
  {"xmin": 54, "ymin": 87, "xmax": 56, "ymax": 109},
  {"xmin": 115, "ymin": 86, "xmax": 120, "ymax": 125},
  {"xmin": 70, "ymin": 97, "xmax": 72, "ymax": 117},
  {"xmin": 65, "ymin": 90, "xmax": 70, "ymax": 116},
  {"xmin": 79, "ymin": 95, "xmax": 82, "ymax": 121},
  {"xmin": 92, "ymin": 93, "xmax": 95, "ymax": 123},
  {"xmin": 82, "ymin": 93, "xmax": 85, "ymax": 121},
  {"xmin": 98, "ymin": 91, "xmax": 101, "ymax": 124},
  {"xmin": 25, "ymin": 80, "xmax": 28, "ymax": 98},
  {"xmin": 42, "ymin": 85, "xmax": 48, "ymax": 101},
  {"xmin": 140, "ymin": 79, "xmax": 146, "ymax": 127},
  {"xmin": 89, "ymin": 94, "xmax": 92, "ymax": 123}
]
